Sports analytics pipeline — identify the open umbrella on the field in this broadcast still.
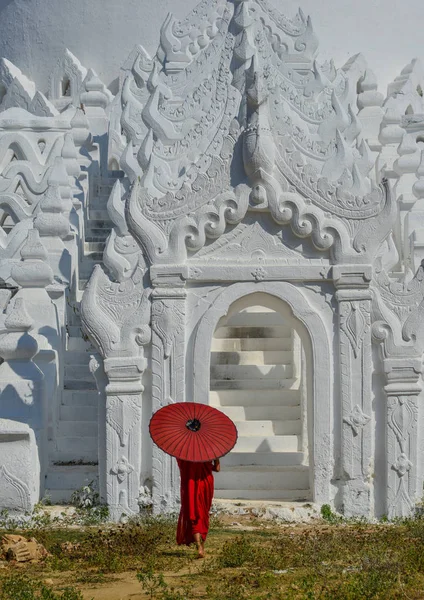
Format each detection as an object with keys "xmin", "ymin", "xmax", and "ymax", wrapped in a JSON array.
[{"xmin": 149, "ymin": 402, "xmax": 238, "ymax": 463}]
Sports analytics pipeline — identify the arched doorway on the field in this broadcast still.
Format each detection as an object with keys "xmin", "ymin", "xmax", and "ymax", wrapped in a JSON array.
[
  {"xmin": 210, "ymin": 293, "xmax": 310, "ymax": 501},
  {"xmin": 192, "ymin": 282, "xmax": 332, "ymax": 505}
]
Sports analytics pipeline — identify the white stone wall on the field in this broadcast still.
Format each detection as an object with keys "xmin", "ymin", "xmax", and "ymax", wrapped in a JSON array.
[
  {"xmin": 0, "ymin": 0, "xmax": 422, "ymax": 94},
  {"xmin": 0, "ymin": 0, "xmax": 424, "ymax": 521}
]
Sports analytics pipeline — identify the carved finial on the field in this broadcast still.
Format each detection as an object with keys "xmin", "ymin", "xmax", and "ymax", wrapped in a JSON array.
[
  {"xmin": 80, "ymin": 68, "xmax": 113, "ymax": 110},
  {"xmin": 61, "ymin": 132, "xmax": 80, "ymax": 178},
  {"xmin": 47, "ymin": 156, "xmax": 74, "ymax": 211},
  {"xmin": 34, "ymin": 183, "xmax": 71, "ymax": 239},
  {"xmin": 0, "ymin": 297, "xmax": 38, "ymax": 362},
  {"xmin": 70, "ymin": 106, "xmax": 91, "ymax": 148},
  {"xmin": 357, "ymin": 69, "xmax": 384, "ymax": 110},
  {"xmin": 11, "ymin": 228, "xmax": 53, "ymax": 288}
]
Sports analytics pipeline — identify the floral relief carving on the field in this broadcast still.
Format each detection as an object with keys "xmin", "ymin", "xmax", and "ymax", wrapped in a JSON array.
[
  {"xmin": 251, "ymin": 266, "xmax": 268, "ymax": 281},
  {"xmin": 392, "ymin": 453, "xmax": 412, "ymax": 477},
  {"xmin": 343, "ymin": 405, "xmax": 371, "ymax": 436},
  {"xmin": 111, "ymin": 457, "xmax": 135, "ymax": 482}
]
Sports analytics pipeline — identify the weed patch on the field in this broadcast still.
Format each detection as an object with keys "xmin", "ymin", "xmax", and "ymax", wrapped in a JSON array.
[{"xmin": 0, "ymin": 575, "xmax": 86, "ymax": 600}]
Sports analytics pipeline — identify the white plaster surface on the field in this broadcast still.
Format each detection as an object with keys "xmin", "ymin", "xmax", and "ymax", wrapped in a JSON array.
[
  {"xmin": 1, "ymin": 0, "xmax": 424, "ymax": 521},
  {"xmin": 0, "ymin": 0, "xmax": 422, "ymax": 94}
]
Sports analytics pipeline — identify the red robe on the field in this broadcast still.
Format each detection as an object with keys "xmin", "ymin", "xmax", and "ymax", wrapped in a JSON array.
[{"xmin": 176, "ymin": 459, "xmax": 217, "ymax": 545}]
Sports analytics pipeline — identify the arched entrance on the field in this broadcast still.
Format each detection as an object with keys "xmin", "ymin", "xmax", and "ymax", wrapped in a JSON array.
[
  {"xmin": 192, "ymin": 281, "xmax": 332, "ymax": 505},
  {"xmin": 210, "ymin": 293, "xmax": 310, "ymax": 500}
]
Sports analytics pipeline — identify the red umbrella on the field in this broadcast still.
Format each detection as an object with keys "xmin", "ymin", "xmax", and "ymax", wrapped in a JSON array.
[{"xmin": 149, "ymin": 402, "xmax": 238, "ymax": 463}]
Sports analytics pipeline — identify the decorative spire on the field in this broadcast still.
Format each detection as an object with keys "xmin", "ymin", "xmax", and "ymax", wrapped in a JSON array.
[
  {"xmin": 61, "ymin": 132, "xmax": 80, "ymax": 179},
  {"xmin": 34, "ymin": 183, "xmax": 71, "ymax": 239},
  {"xmin": 11, "ymin": 228, "xmax": 54, "ymax": 288},
  {"xmin": 357, "ymin": 69, "xmax": 384, "ymax": 111},
  {"xmin": 80, "ymin": 69, "xmax": 112, "ymax": 110},
  {"xmin": 70, "ymin": 106, "xmax": 91, "ymax": 149},
  {"xmin": 0, "ymin": 297, "xmax": 38, "ymax": 362},
  {"xmin": 47, "ymin": 156, "xmax": 75, "ymax": 211}
]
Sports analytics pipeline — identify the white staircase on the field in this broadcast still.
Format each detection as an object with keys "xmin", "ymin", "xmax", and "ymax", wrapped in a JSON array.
[
  {"xmin": 45, "ymin": 303, "xmax": 99, "ymax": 503},
  {"xmin": 210, "ymin": 306, "xmax": 311, "ymax": 501}
]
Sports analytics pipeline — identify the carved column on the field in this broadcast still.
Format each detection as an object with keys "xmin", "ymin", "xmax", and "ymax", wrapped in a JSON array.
[
  {"xmin": 383, "ymin": 358, "xmax": 422, "ymax": 518},
  {"xmin": 103, "ymin": 356, "xmax": 146, "ymax": 521},
  {"xmin": 150, "ymin": 267, "xmax": 187, "ymax": 513},
  {"xmin": 333, "ymin": 265, "xmax": 373, "ymax": 517}
]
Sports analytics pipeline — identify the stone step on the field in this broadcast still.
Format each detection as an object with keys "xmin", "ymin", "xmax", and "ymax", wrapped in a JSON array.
[
  {"xmin": 211, "ymin": 338, "xmax": 292, "ymax": 351},
  {"xmin": 64, "ymin": 380, "xmax": 97, "ymax": 391},
  {"xmin": 234, "ymin": 420, "xmax": 301, "ymax": 437},
  {"xmin": 64, "ymin": 351, "xmax": 92, "ymax": 365},
  {"xmin": 67, "ymin": 337, "xmax": 93, "ymax": 352},
  {"xmin": 67, "ymin": 325, "xmax": 84, "ymax": 337},
  {"xmin": 46, "ymin": 489, "xmax": 79, "ymax": 503},
  {"xmin": 209, "ymin": 389, "xmax": 301, "ymax": 406},
  {"xmin": 54, "ymin": 436, "xmax": 98, "ymax": 463},
  {"xmin": 66, "ymin": 310, "xmax": 83, "ymax": 327},
  {"xmin": 221, "ymin": 452, "xmax": 305, "ymax": 467},
  {"xmin": 226, "ymin": 312, "xmax": 288, "ymax": 327},
  {"xmin": 84, "ymin": 241, "xmax": 105, "ymax": 252},
  {"xmin": 214, "ymin": 466, "xmax": 309, "ymax": 490},
  {"xmin": 210, "ymin": 376, "xmax": 299, "ymax": 391},
  {"xmin": 210, "ymin": 364, "xmax": 293, "ymax": 380},
  {"xmin": 88, "ymin": 209, "xmax": 111, "ymax": 220},
  {"xmin": 45, "ymin": 465, "xmax": 98, "ymax": 492},
  {"xmin": 214, "ymin": 489, "xmax": 312, "ymax": 501},
  {"xmin": 217, "ymin": 405, "xmax": 301, "ymax": 422},
  {"xmin": 83, "ymin": 251, "xmax": 103, "ymax": 261},
  {"xmin": 85, "ymin": 219, "xmax": 113, "ymax": 230},
  {"xmin": 214, "ymin": 325, "xmax": 291, "ymax": 339},
  {"xmin": 62, "ymin": 390, "xmax": 99, "ymax": 407},
  {"xmin": 64, "ymin": 365, "xmax": 94, "ymax": 381},
  {"xmin": 234, "ymin": 435, "xmax": 299, "ymax": 453},
  {"xmin": 210, "ymin": 350, "xmax": 292, "ymax": 366},
  {"xmin": 58, "ymin": 421, "xmax": 98, "ymax": 438},
  {"xmin": 60, "ymin": 405, "xmax": 98, "ymax": 422}
]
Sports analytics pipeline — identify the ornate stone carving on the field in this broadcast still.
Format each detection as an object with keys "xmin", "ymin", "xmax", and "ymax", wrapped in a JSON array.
[
  {"xmin": 106, "ymin": 396, "xmax": 142, "ymax": 447},
  {"xmin": 111, "ymin": 457, "xmax": 135, "ymax": 483},
  {"xmin": 392, "ymin": 453, "xmax": 412, "ymax": 477},
  {"xmin": 385, "ymin": 387, "xmax": 420, "ymax": 518},
  {"xmin": 343, "ymin": 405, "xmax": 371, "ymax": 436},
  {"xmin": 251, "ymin": 266, "xmax": 267, "ymax": 281},
  {"xmin": 2, "ymin": 0, "xmax": 424, "ymax": 521},
  {"xmin": 339, "ymin": 301, "xmax": 369, "ymax": 358},
  {"xmin": 334, "ymin": 268, "xmax": 372, "ymax": 517},
  {"xmin": 151, "ymin": 298, "xmax": 185, "ymax": 358}
]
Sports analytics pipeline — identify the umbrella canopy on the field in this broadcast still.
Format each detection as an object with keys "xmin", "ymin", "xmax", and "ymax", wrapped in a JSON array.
[{"xmin": 149, "ymin": 402, "xmax": 238, "ymax": 463}]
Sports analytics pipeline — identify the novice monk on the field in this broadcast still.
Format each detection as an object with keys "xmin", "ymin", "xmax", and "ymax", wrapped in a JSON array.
[{"xmin": 176, "ymin": 458, "xmax": 220, "ymax": 558}]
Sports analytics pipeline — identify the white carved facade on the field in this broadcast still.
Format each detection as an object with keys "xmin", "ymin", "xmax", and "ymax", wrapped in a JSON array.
[{"xmin": 0, "ymin": 0, "xmax": 424, "ymax": 520}]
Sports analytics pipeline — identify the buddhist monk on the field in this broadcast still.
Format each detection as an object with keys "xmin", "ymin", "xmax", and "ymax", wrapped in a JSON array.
[{"xmin": 176, "ymin": 458, "xmax": 221, "ymax": 558}]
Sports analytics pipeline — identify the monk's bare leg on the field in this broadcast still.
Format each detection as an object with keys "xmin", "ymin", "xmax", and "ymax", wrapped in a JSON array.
[{"xmin": 193, "ymin": 533, "xmax": 204, "ymax": 558}]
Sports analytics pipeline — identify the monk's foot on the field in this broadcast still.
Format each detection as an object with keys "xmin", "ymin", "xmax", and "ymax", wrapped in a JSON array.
[{"xmin": 196, "ymin": 548, "xmax": 205, "ymax": 559}]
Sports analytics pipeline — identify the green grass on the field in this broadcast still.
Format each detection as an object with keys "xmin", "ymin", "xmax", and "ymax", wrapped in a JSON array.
[{"xmin": 2, "ymin": 515, "xmax": 424, "ymax": 599}]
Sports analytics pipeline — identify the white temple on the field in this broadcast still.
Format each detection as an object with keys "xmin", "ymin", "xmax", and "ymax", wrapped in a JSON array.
[{"xmin": 1, "ymin": 0, "xmax": 424, "ymax": 521}]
